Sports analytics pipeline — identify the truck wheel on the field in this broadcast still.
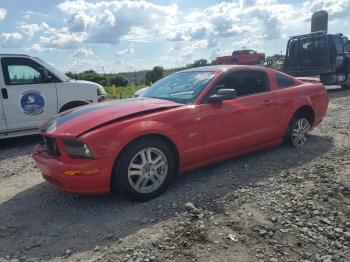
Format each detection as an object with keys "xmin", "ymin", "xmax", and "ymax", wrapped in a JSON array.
[
  {"xmin": 58, "ymin": 101, "xmax": 88, "ymax": 113},
  {"xmin": 231, "ymin": 59, "xmax": 238, "ymax": 65},
  {"xmin": 341, "ymin": 84, "xmax": 350, "ymax": 90},
  {"xmin": 113, "ymin": 137, "xmax": 176, "ymax": 201},
  {"xmin": 258, "ymin": 58, "xmax": 265, "ymax": 65},
  {"xmin": 284, "ymin": 117, "xmax": 311, "ymax": 148}
]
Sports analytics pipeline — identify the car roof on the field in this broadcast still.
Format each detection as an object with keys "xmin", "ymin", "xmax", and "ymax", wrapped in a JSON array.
[
  {"xmin": 178, "ymin": 65, "xmax": 267, "ymax": 73},
  {"xmin": 234, "ymin": 49, "xmax": 254, "ymax": 52},
  {"xmin": 0, "ymin": 54, "xmax": 31, "ymax": 58}
]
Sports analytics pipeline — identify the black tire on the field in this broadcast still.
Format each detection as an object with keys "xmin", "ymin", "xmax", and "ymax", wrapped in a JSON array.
[
  {"xmin": 112, "ymin": 137, "xmax": 176, "ymax": 201},
  {"xmin": 283, "ymin": 116, "xmax": 311, "ymax": 148},
  {"xmin": 231, "ymin": 59, "xmax": 238, "ymax": 65},
  {"xmin": 258, "ymin": 58, "xmax": 265, "ymax": 65},
  {"xmin": 341, "ymin": 84, "xmax": 350, "ymax": 90}
]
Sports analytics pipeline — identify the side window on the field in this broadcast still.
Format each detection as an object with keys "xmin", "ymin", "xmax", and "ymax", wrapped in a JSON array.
[
  {"xmin": 1, "ymin": 58, "xmax": 47, "ymax": 85},
  {"xmin": 276, "ymin": 73, "xmax": 295, "ymax": 88},
  {"xmin": 333, "ymin": 36, "xmax": 344, "ymax": 54},
  {"xmin": 301, "ymin": 37, "xmax": 313, "ymax": 56},
  {"xmin": 288, "ymin": 39, "xmax": 299, "ymax": 57},
  {"xmin": 214, "ymin": 70, "xmax": 269, "ymax": 98},
  {"xmin": 7, "ymin": 65, "xmax": 42, "ymax": 85},
  {"xmin": 232, "ymin": 51, "xmax": 240, "ymax": 55}
]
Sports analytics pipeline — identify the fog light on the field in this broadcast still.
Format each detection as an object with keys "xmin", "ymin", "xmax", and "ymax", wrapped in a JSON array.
[{"xmin": 64, "ymin": 169, "xmax": 99, "ymax": 176}]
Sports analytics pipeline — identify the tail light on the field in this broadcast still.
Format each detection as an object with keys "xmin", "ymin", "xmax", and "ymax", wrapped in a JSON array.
[
  {"xmin": 98, "ymin": 94, "xmax": 108, "ymax": 102},
  {"xmin": 97, "ymin": 87, "xmax": 108, "ymax": 102}
]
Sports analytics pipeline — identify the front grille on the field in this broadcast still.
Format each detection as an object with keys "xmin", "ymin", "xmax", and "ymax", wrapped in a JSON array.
[{"xmin": 43, "ymin": 136, "xmax": 60, "ymax": 156}]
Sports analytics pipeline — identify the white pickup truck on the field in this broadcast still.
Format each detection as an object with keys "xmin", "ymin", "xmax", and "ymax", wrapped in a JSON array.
[{"xmin": 0, "ymin": 54, "xmax": 107, "ymax": 139}]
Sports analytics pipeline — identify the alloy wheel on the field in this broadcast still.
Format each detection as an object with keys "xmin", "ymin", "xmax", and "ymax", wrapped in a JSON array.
[
  {"xmin": 292, "ymin": 118, "xmax": 311, "ymax": 148},
  {"xmin": 127, "ymin": 147, "xmax": 168, "ymax": 194}
]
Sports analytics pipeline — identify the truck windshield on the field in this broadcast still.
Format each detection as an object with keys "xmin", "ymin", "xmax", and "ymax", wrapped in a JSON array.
[
  {"xmin": 34, "ymin": 57, "xmax": 70, "ymax": 82},
  {"xmin": 142, "ymin": 71, "xmax": 216, "ymax": 104}
]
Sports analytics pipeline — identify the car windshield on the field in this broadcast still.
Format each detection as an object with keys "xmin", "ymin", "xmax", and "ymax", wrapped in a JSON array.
[
  {"xmin": 142, "ymin": 71, "xmax": 217, "ymax": 104},
  {"xmin": 34, "ymin": 57, "xmax": 71, "ymax": 82}
]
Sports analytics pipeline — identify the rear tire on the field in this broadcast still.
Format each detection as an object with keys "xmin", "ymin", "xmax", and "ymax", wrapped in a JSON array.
[
  {"xmin": 284, "ymin": 117, "xmax": 311, "ymax": 148},
  {"xmin": 112, "ymin": 137, "xmax": 176, "ymax": 201},
  {"xmin": 231, "ymin": 59, "xmax": 238, "ymax": 65}
]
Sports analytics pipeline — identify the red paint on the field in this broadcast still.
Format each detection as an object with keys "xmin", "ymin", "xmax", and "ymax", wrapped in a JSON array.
[
  {"xmin": 216, "ymin": 50, "xmax": 265, "ymax": 65},
  {"xmin": 32, "ymin": 66, "xmax": 328, "ymax": 195}
]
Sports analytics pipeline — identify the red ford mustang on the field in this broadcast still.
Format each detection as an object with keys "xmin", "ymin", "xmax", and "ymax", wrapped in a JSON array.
[{"xmin": 33, "ymin": 66, "xmax": 328, "ymax": 201}]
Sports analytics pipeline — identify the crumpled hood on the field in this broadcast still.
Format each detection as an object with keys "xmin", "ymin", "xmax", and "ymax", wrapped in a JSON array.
[{"xmin": 41, "ymin": 98, "xmax": 181, "ymax": 137}]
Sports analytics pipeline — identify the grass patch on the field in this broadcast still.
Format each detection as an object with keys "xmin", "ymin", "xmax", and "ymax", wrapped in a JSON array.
[{"xmin": 104, "ymin": 84, "xmax": 145, "ymax": 99}]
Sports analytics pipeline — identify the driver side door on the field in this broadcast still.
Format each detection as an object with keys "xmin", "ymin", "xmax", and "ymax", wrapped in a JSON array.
[
  {"xmin": 200, "ymin": 70, "xmax": 278, "ymax": 160},
  {"xmin": 0, "ymin": 57, "xmax": 58, "ymax": 133}
]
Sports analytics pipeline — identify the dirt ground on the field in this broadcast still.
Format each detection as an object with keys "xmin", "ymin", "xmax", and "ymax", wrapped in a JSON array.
[{"xmin": 0, "ymin": 88, "xmax": 349, "ymax": 262}]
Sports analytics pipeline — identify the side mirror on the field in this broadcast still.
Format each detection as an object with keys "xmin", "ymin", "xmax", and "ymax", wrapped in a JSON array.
[
  {"xmin": 208, "ymin": 87, "xmax": 237, "ymax": 102},
  {"xmin": 40, "ymin": 68, "xmax": 52, "ymax": 82}
]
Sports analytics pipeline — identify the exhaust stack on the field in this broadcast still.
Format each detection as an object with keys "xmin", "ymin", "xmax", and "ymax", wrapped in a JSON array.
[{"xmin": 311, "ymin": 10, "xmax": 328, "ymax": 33}]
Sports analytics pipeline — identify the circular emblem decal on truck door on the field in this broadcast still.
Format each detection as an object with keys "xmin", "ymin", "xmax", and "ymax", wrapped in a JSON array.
[{"xmin": 20, "ymin": 90, "xmax": 46, "ymax": 115}]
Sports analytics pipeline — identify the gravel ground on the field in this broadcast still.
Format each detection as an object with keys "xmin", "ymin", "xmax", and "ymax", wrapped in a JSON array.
[{"xmin": 0, "ymin": 88, "xmax": 349, "ymax": 262}]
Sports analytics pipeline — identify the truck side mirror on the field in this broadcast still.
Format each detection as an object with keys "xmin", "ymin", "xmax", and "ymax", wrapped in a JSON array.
[{"xmin": 40, "ymin": 68, "xmax": 52, "ymax": 82}]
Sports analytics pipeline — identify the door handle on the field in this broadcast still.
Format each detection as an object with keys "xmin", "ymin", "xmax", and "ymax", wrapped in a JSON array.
[
  {"xmin": 1, "ymin": 88, "xmax": 8, "ymax": 99},
  {"xmin": 264, "ymin": 99, "xmax": 271, "ymax": 103}
]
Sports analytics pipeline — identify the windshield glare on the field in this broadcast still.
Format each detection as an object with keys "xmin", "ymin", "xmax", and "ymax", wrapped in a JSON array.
[{"xmin": 142, "ymin": 71, "xmax": 216, "ymax": 104}]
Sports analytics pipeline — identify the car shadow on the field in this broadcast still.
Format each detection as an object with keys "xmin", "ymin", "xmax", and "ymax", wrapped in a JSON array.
[
  {"xmin": 327, "ymin": 86, "xmax": 350, "ymax": 98},
  {"xmin": 0, "ymin": 135, "xmax": 41, "ymax": 160},
  {"xmin": 0, "ymin": 133, "xmax": 334, "ymax": 260}
]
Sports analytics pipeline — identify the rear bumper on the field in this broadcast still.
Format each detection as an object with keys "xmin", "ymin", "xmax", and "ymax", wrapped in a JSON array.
[{"xmin": 32, "ymin": 144, "xmax": 114, "ymax": 195}]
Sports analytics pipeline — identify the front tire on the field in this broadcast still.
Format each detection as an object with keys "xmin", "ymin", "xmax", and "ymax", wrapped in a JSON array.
[
  {"xmin": 284, "ymin": 117, "xmax": 311, "ymax": 148},
  {"xmin": 112, "ymin": 137, "xmax": 176, "ymax": 201}
]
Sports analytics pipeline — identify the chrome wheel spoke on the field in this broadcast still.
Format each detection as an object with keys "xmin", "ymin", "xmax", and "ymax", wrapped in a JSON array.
[
  {"xmin": 128, "ymin": 147, "xmax": 168, "ymax": 194},
  {"xmin": 140, "ymin": 151, "xmax": 147, "ymax": 164},
  {"xmin": 135, "ymin": 176, "xmax": 145, "ymax": 189},
  {"xmin": 129, "ymin": 170, "xmax": 142, "ymax": 176},
  {"xmin": 129, "ymin": 163, "xmax": 143, "ymax": 171},
  {"xmin": 292, "ymin": 119, "xmax": 310, "ymax": 147},
  {"xmin": 155, "ymin": 161, "xmax": 166, "ymax": 170},
  {"xmin": 140, "ymin": 178, "xmax": 149, "ymax": 190}
]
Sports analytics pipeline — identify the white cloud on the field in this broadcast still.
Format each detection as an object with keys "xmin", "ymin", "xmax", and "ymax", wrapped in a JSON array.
[
  {"xmin": 0, "ymin": 8, "xmax": 6, "ymax": 20},
  {"xmin": 70, "ymin": 47, "xmax": 105, "ymax": 72},
  {"xmin": 23, "ymin": 10, "xmax": 49, "ymax": 19},
  {"xmin": 56, "ymin": 0, "xmax": 177, "ymax": 45},
  {"xmin": 15, "ymin": 0, "xmax": 350, "ymax": 70},
  {"xmin": 115, "ymin": 43, "xmax": 135, "ymax": 63},
  {"xmin": 26, "ymin": 43, "xmax": 55, "ymax": 53},
  {"xmin": 73, "ymin": 47, "xmax": 94, "ymax": 58},
  {"xmin": 19, "ymin": 23, "xmax": 49, "ymax": 38},
  {"xmin": 37, "ymin": 27, "xmax": 86, "ymax": 49},
  {"xmin": 0, "ymin": 32, "xmax": 23, "ymax": 48}
]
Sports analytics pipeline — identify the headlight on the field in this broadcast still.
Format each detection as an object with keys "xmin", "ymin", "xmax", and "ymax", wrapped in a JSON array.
[{"xmin": 63, "ymin": 139, "xmax": 94, "ymax": 159}]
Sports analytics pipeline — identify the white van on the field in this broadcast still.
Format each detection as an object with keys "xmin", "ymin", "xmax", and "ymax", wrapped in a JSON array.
[{"xmin": 0, "ymin": 54, "xmax": 107, "ymax": 139}]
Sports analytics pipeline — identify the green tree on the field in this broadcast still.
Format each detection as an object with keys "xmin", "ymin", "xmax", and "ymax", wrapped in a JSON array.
[
  {"xmin": 110, "ymin": 75, "xmax": 129, "ymax": 87},
  {"xmin": 78, "ymin": 70, "xmax": 108, "ymax": 86},
  {"xmin": 192, "ymin": 59, "xmax": 208, "ymax": 68},
  {"xmin": 145, "ymin": 66, "xmax": 164, "ymax": 85},
  {"xmin": 186, "ymin": 59, "xmax": 209, "ymax": 68}
]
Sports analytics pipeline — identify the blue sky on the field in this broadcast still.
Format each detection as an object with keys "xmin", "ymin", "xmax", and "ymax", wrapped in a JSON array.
[{"xmin": 1, "ymin": 0, "xmax": 350, "ymax": 73}]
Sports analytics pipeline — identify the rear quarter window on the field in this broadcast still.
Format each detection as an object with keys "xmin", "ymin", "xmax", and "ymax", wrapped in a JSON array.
[{"xmin": 277, "ymin": 73, "xmax": 295, "ymax": 88}]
